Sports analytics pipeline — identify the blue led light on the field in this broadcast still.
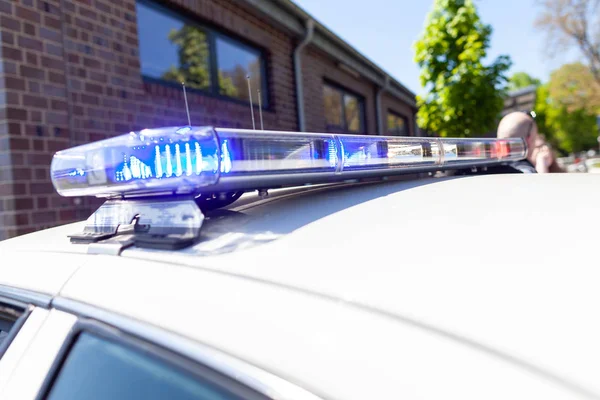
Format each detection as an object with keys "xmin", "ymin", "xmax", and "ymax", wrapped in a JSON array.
[
  {"xmin": 155, "ymin": 145, "xmax": 163, "ymax": 178},
  {"xmin": 220, "ymin": 140, "xmax": 232, "ymax": 174},
  {"xmin": 195, "ymin": 142, "xmax": 202, "ymax": 174},
  {"xmin": 165, "ymin": 144, "xmax": 173, "ymax": 177},
  {"xmin": 328, "ymin": 139, "xmax": 337, "ymax": 168},
  {"xmin": 185, "ymin": 143, "xmax": 192, "ymax": 176},
  {"xmin": 67, "ymin": 168, "xmax": 85, "ymax": 177},
  {"xmin": 114, "ymin": 140, "xmax": 213, "ymax": 182},
  {"xmin": 175, "ymin": 144, "xmax": 183, "ymax": 176}
]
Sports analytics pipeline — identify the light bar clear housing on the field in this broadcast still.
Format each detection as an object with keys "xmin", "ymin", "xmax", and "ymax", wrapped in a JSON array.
[
  {"xmin": 214, "ymin": 129, "xmax": 338, "ymax": 175},
  {"xmin": 441, "ymin": 138, "xmax": 526, "ymax": 166},
  {"xmin": 338, "ymin": 135, "xmax": 442, "ymax": 171},
  {"xmin": 51, "ymin": 126, "xmax": 527, "ymax": 197},
  {"xmin": 51, "ymin": 126, "xmax": 219, "ymax": 197}
]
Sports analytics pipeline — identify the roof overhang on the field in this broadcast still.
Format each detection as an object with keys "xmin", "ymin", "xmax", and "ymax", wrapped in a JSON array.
[{"xmin": 233, "ymin": 0, "xmax": 417, "ymax": 109}]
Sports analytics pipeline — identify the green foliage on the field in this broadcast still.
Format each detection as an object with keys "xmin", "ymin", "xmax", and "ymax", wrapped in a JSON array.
[
  {"xmin": 414, "ymin": 0, "xmax": 511, "ymax": 137},
  {"xmin": 547, "ymin": 63, "xmax": 600, "ymax": 114},
  {"xmin": 162, "ymin": 25, "xmax": 259, "ymax": 100},
  {"xmin": 535, "ymin": 80, "xmax": 598, "ymax": 154},
  {"xmin": 508, "ymin": 72, "xmax": 541, "ymax": 91},
  {"xmin": 218, "ymin": 70, "xmax": 239, "ymax": 97},
  {"xmin": 533, "ymin": 84, "xmax": 553, "ymax": 142},
  {"xmin": 162, "ymin": 26, "xmax": 211, "ymax": 90},
  {"xmin": 550, "ymin": 108, "xmax": 598, "ymax": 153}
]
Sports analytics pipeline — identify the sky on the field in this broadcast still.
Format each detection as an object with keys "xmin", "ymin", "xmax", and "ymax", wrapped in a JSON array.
[{"xmin": 293, "ymin": 0, "xmax": 581, "ymax": 95}]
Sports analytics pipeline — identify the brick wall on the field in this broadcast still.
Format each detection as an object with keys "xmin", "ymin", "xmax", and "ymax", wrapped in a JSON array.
[
  {"xmin": 0, "ymin": 0, "xmax": 74, "ymax": 239},
  {"xmin": 0, "ymin": 0, "xmax": 416, "ymax": 240},
  {"xmin": 301, "ymin": 47, "xmax": 377, "ymax": 134},
  {"xmin": 301, "ymin": 47, "xmax": 417, "ymax": 135},
  {"xmin": 0, "ymin": 0, "xmax": 299, "ymax": 239}
]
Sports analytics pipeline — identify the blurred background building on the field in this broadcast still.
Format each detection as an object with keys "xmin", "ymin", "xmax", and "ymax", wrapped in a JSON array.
[
  {"xmin": 0, "ymin": 0, "xmax": 417, "ymax": 239},
  {"xmin": 502, "ymin": 85, "xmax": 537, "ymax": 116}
]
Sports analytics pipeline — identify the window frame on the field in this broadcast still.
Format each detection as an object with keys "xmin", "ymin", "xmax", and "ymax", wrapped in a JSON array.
[
  {"xmin": 136, "ymin": 0, "xmax": 270, "ymax": 109},
  {"xmin": 35, "ymin": 319, "xmax": 270, "ymax": 400},
  {"xmin": 386, "ymin": 110, "xmax": 410, "ymax": 136},
  {"xmin": 323, "ymin": 81, "xmax": 366, "ymax": 134},
  {"xmin": 0, "ymin": 298, "xmax": 31, "ymax": 360},
  {"xmin": 0, "ymin": 284, "xmax": 50, "ymax": 362}
]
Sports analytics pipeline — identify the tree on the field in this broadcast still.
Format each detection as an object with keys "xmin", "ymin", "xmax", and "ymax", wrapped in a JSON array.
[
  {"xmin": 550, "ymin": 107, "xmax": 598, "ymax": 153},
  {"xmin": 534, "ymin": 65, "xmax": 599, "ymax": 153},
  {"xmin": 547, "ymin": 62, "xmax": 600, "ymax": 113},
  {"xmin": 536, "ymin": 0, "xmax": 600, "ymax": 85},
  {"xmin": 218, "ymin": 61, "xmax": 262, "ymax": 100},
  {"xmin": 414, "ymin": 0, "xmax": 512, "ymax": 137},
  {"xmin": 508, "ymin": 72, "xmax": 542, "ymax": 91},
  {"xmin": 163, "ymin": 25, "xmax": 261, "ymax": 101},
  {"xmin": 162, "ymin": 26, "xmax": 211, "ymax": 90},
  {"xmin": 534, "ymin": 83, "xmax": 563, "ymax": 149}
]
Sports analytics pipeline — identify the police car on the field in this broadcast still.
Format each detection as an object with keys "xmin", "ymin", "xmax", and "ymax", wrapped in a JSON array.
[{"xmin": 1, "ymin": 126, "xmax": 599, "ymax": 400}]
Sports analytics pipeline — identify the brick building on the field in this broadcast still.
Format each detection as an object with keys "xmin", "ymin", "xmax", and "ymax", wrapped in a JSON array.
[
  {"xmin": 502, "ymin": 85, "xmax": 537, "ymax": 116},
  {"xmin": 0, "ymin": 0, "xmax": 417, "ymax": 239}
]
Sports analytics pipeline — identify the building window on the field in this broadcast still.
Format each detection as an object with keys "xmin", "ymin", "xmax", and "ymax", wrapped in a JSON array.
[
  {"xmin": 387, "ymin": 112, "xmax": 409, "ymax": 136},
  {"xmin": 136, "ymin": 0, "xmax": 268, "ymax": 106},
  {"xmin": 216, "ymin": 37, "xmax": 263, "ymax": 103},
  {"xmin": 323, "ymin": 83, "xmax": 365, "ymax": 133}
]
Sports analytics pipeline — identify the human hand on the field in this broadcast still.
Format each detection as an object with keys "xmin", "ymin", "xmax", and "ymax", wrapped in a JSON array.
[{"xmin": 535, "ymin": 145, "xmax": 552, "ymax": 173}]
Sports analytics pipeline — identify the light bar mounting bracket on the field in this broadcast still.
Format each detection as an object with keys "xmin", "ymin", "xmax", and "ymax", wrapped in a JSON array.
[{"xmin": 69, "ymin": 196, "xmax": 204, "ymax": 253}]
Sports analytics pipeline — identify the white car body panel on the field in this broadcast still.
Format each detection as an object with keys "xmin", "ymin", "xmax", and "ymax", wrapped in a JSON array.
[
  {"xmin": 0, "ymin": 308, "xmax": 49, "ymax": 392},
  {"xmin": 0, "ymin": 310, "xmax": 76, "ymax": 400},
  {"xmin": 60, "ymin": 256, "xmax": 580, "ymax": 400},
  {"xmin": 0, "ymin": 173, "xmax": 599, "ymax": 399},
  {"xmin": 0, "ymin": 252, "xmax": 85, "ymax": 296},
  {"xmin": 122, "ymin": 174, "xmax": 600, "ymax": 396}
]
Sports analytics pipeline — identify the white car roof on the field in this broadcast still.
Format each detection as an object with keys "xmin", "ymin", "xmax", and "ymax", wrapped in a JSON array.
[{"xmin": 2, "ymin": 173, "xmax": 600, "ymax": 399}]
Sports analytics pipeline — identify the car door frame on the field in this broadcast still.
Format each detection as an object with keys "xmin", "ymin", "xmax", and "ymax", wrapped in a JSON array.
[
  {"xmin": 0, "ymin": 285, "xmax": 55, "ymax": 396},
  {"xmin": 0, "ymin": 288, "xmax": 323, "ymax": 400}
]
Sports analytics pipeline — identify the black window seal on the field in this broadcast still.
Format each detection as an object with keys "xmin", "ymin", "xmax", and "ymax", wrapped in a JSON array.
[
  {"xmin": 136, "ymin": 0, "xmax": 271, "ymax": 110},
  {"xmin": 323, "ymin": 80, "xmax": 366, "ymax": 134},
  {"xmin": 35, "ymin": 318, "xmax": 272, "ymax": 400},
  {"xmin": 0, "ymin": 303, "xmax": 33, "ymax": 359}
]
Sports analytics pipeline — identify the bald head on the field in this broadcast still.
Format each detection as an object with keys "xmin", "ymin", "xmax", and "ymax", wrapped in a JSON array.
[
  {"xmin": 497, "ymin": 112, "xmax": 537, "ymax": 139},
  {"xmin": 497, "ymin": 112, "xmax": 538, "ymax": 160}
]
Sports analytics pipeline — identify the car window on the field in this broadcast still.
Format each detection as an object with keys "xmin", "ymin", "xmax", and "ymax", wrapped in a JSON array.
[
  {"xmin": 0, "ymin": 302, "xmax": 27, "ymax": 358},
  {"xmin": 44, "ymin": 332, "xmax": 250, "ymax": 400}
]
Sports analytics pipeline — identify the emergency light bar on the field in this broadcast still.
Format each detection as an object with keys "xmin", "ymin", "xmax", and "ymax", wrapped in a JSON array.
[{"xmin": 50, "ymin": 126, "xmax": 527, "ymax": 198}]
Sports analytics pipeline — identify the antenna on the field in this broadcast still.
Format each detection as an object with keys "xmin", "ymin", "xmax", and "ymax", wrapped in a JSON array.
[
  {"xmin": 257, "ymin": 89, "xmax": 264, "ymax": 130},
  {"xmin": 246, "ymin": 75, "xmax": 256, "ymax": 130},
  {"xmin": 182, "ymin": 82, "xmax": 191, "ymax": 126}
]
